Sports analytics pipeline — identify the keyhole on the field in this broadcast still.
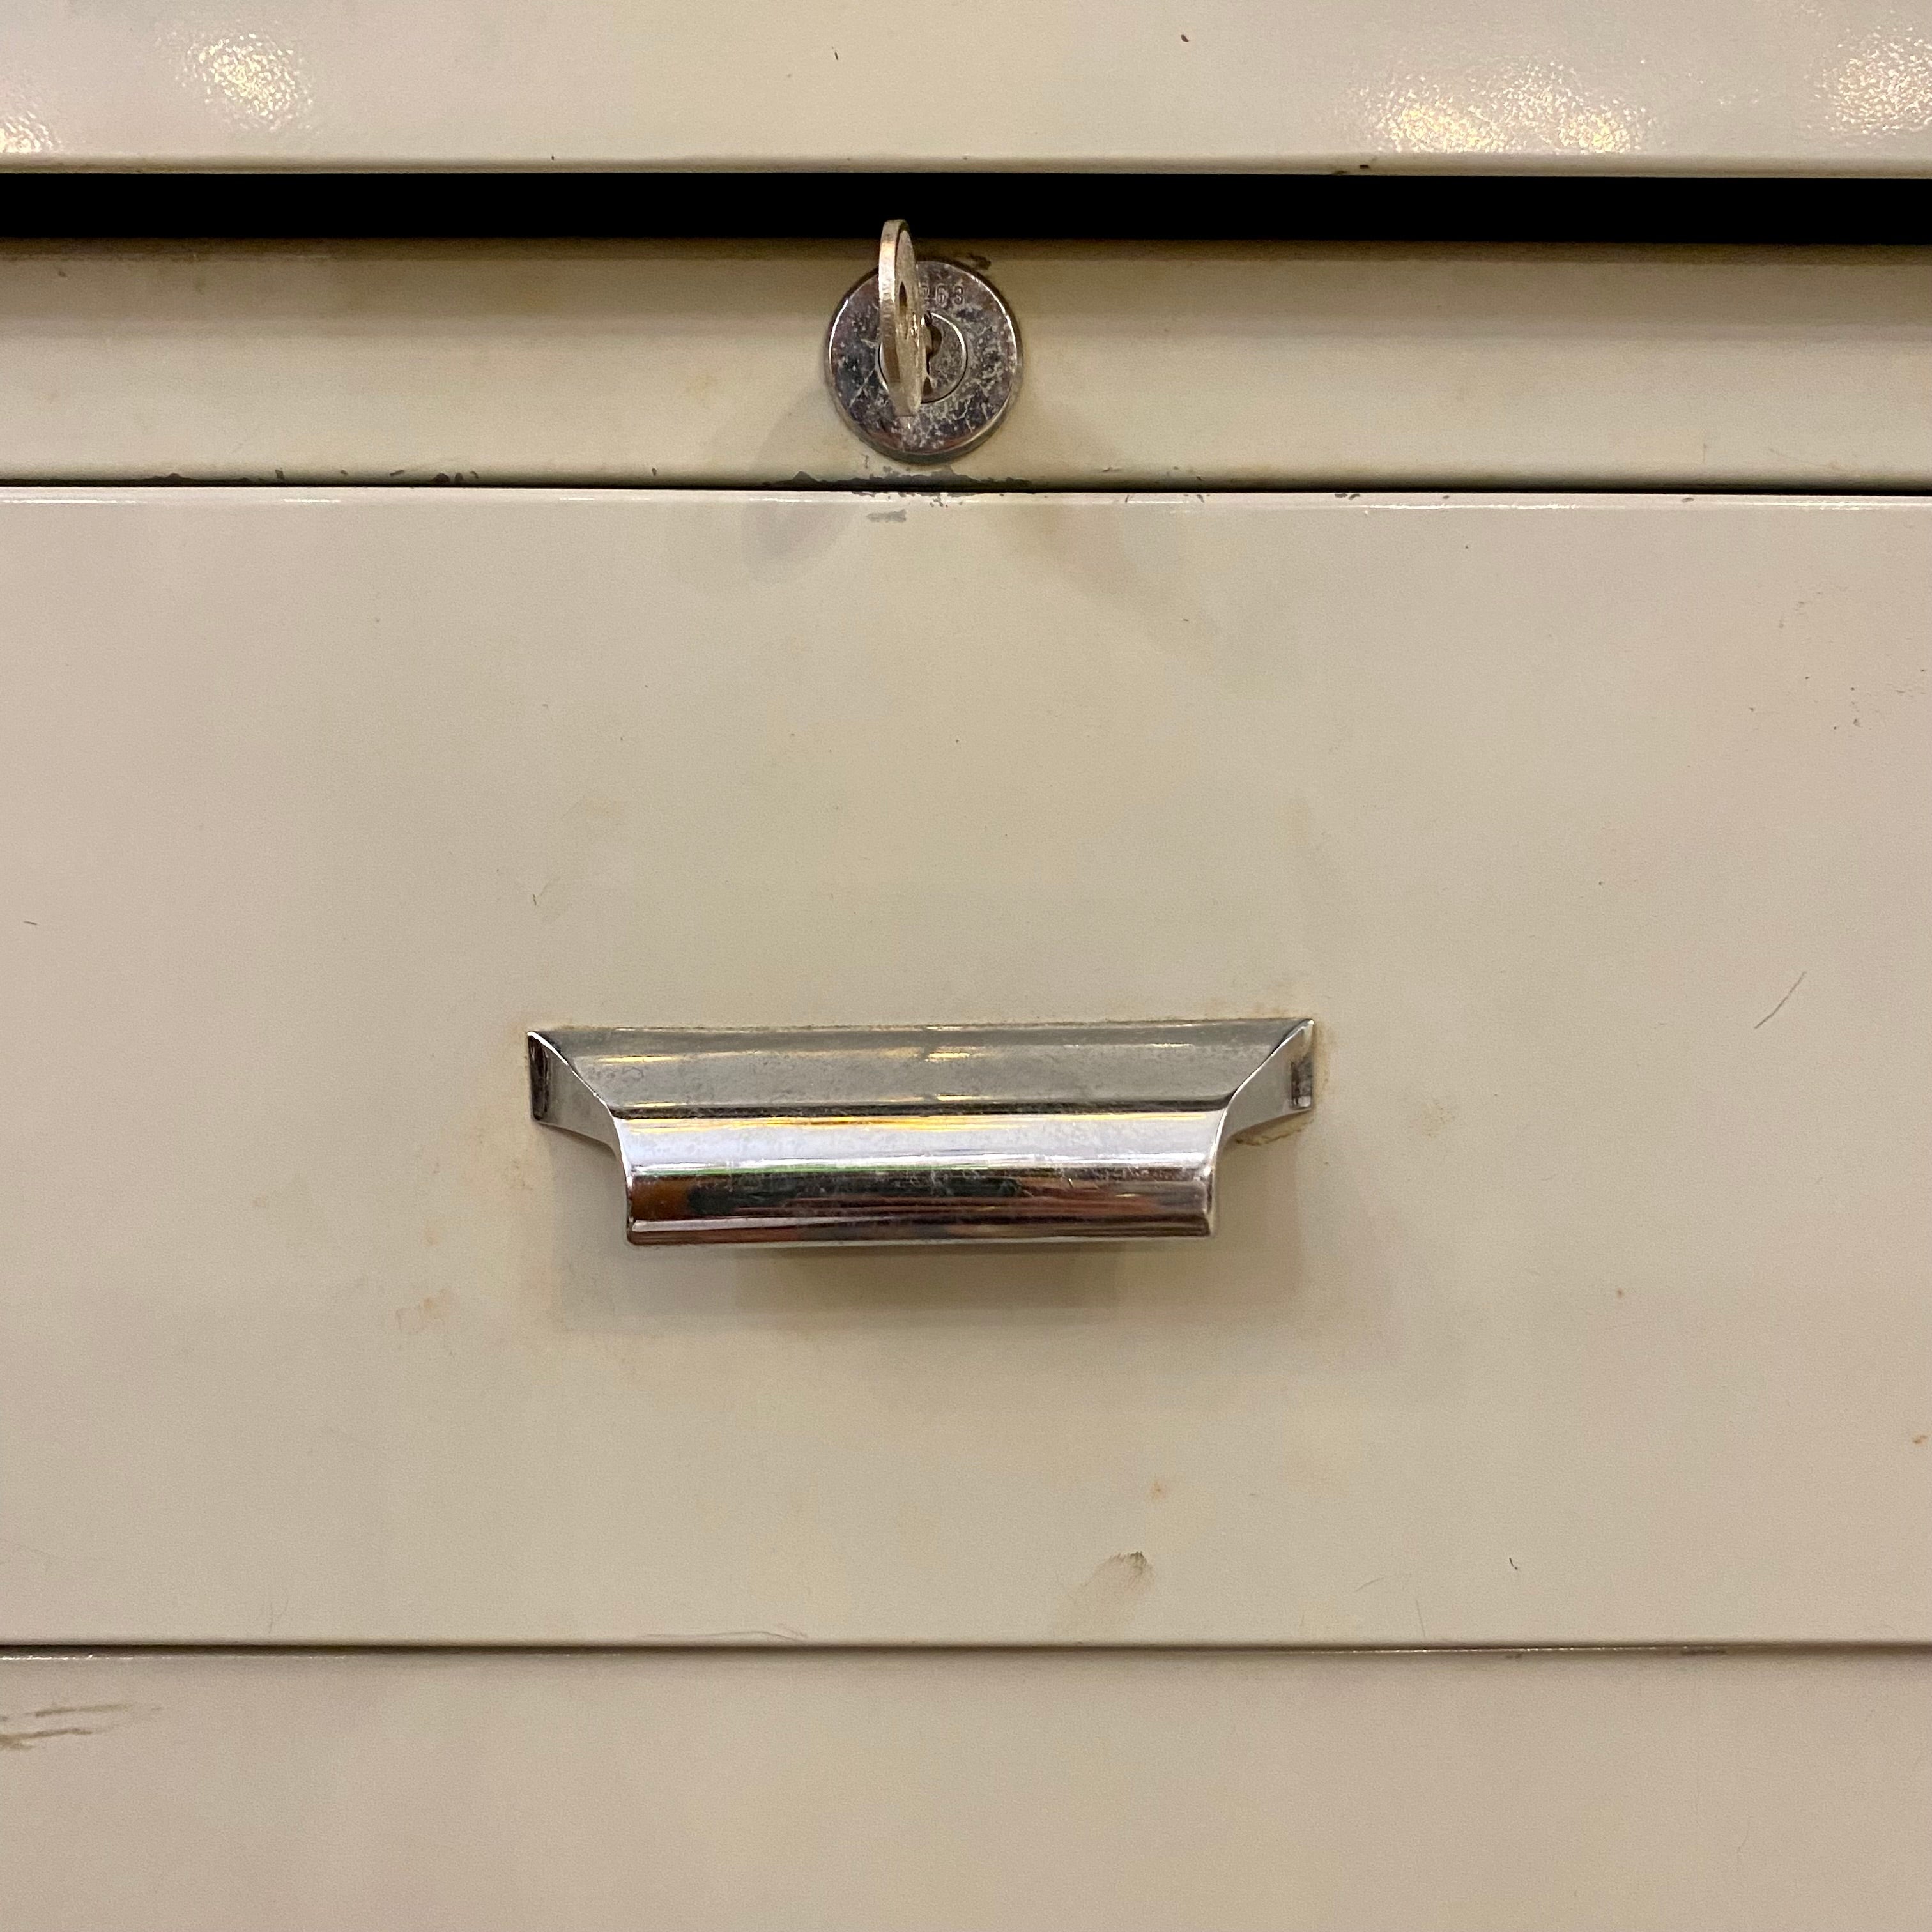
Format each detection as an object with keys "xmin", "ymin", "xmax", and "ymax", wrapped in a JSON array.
[{"xmin": 877, "ymin": 310, "xmax": 967, "ymax": 409}]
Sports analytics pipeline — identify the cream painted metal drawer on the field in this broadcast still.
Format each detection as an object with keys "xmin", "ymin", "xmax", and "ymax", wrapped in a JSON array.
[
  {"xmin": 7, "ymin": 1652, "xmax": 1932, "ymax": 1931},
  {"xmin": 7, "ymin": 241, "xmax": 1932, "ymax": 493},
  {"xmin": 4, "ymin": 0, "xmax": 1932, "ymax": 171},
  {"xmin": 3, "ymin": 486, "xmax": 1926, "ymax": 1644}
]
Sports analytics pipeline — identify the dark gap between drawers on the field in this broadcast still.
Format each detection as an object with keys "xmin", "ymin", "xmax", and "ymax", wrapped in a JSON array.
[{"xmin": 1, "ymin": 172, "xmax": 1929, "ymax": 245}]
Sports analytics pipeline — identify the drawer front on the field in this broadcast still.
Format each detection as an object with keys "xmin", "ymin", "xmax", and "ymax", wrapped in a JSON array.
[
  {"xmin": 5, "ymin": 242, "xmax": 1932, "ymax": 493},
  {"xmin": 1, "ymin": 0, "xmax": 1928, "ymax": 171},
  {"xmin": 6, "ymin": 1652, "xmax": 1931, "ymax": 1932},
  {"xmin": 2, "ymin": 487, "xmax": 1927, "ymax": 1643}
]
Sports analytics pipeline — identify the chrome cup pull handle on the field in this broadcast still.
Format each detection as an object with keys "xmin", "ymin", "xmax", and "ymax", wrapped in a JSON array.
[{"xmin": 529, "ymin": 1020, "xmax": 1315, "ymax": 1248}]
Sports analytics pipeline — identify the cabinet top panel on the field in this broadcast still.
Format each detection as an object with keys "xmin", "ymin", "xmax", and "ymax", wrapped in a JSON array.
[{"xmin": 3, "ymin": 1, "xmax": 1932, "ymax": 173}]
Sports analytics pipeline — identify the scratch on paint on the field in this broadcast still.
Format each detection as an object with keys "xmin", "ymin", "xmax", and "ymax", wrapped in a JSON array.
[{"xmin": 1752, "ymin": 971, "xmax": 1807, "ymax": 1030}]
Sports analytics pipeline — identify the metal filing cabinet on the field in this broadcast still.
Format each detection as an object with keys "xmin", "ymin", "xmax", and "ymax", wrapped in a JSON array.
[{"xmin": 3, "ymin": 5, "xmax": 1931, "ymax": 1926}]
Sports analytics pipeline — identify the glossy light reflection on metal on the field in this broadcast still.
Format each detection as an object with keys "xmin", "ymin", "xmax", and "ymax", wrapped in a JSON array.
[{"xmin": 528, "ymin": 1020, "xmax": 1314, "ymax": 1247}]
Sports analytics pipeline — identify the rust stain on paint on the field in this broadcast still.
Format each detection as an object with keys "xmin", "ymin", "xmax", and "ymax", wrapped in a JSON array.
[{"xmin": 395, "ymin": 1287, "xmax": 455, "ymax": 1334}]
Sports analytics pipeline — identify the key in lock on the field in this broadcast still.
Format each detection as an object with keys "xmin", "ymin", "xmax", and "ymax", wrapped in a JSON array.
[{"xmin": 825, "ymin": 220, "xmax": 1022, "ymax": 462}]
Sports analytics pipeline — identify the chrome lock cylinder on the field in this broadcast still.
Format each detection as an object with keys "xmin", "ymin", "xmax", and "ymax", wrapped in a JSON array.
[{"xmin": 825, "ymin": 219, "xmax": 1022, "ymax": 460}]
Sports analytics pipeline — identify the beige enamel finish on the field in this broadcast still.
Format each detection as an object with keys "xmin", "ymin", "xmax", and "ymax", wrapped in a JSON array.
[
  {"xmin": 4, "ymin": 1, "xmax": 1932, "ymax": 169},
  {"xmin": 6, "ymin": 1652, "xmax": 1932, "ymax": 1930},
  {"xmin": 5, "ymin": 243, "xmax": 1932, "ymax": 489},
  {"xmin": 3, "ymin": 489, "xmax": 1929, "ymax": 1644}
]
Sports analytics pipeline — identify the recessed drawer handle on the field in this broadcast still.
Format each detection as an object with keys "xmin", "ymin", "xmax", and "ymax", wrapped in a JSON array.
[{"xmin": 528, "ymin": 1020, "xmax": 1314, "ymax": 1247}]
